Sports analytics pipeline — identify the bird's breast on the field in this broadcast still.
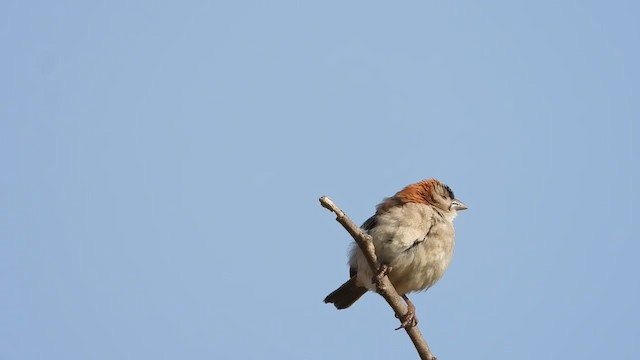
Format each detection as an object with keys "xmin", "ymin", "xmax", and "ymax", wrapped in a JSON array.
[{"xmin": 388, "ymin": 223, "xmax": 455, "ymax": 294}]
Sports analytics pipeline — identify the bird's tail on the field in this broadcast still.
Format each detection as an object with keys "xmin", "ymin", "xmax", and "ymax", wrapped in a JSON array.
[{"xmin": 324, "ymin": 277, "xmax": 367, "ymax": 309}]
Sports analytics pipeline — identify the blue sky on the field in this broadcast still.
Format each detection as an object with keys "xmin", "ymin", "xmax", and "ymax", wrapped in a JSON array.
[{"xmin": 1, "ymin": 1, "xmax": 638, "ymax": 359}]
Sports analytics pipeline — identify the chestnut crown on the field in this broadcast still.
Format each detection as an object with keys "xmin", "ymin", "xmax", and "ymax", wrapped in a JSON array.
[{"xmin": 377, "ymin": 178, "xmax": 467, "ymax": 214}]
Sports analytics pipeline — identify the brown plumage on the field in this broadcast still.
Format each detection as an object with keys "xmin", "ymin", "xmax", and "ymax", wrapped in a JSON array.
[{"xmin": 375, "ymin": 179, "xmax": 455, "ymax": 213}]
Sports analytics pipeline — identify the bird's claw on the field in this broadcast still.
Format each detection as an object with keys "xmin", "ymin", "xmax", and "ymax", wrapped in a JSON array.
[
  {"xmin": 373, "ymin": 264, "xmax": 391, "ymax": 289},
  {"xmin": 395, "ymin": 294, "xmax": 418, "ymax": 330},
  {"xmin": 394, "ymin": 310, "xmax": 419, "ymax": 330}
]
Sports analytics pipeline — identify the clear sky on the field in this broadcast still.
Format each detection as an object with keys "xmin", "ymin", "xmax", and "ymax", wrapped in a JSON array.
[{"xmin": 2, "ymin": 1, "xmax": 638, "ymax": 359}]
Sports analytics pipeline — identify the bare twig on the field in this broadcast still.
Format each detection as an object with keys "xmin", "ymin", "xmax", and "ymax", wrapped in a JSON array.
[{"xmin": 319, "ymin": 196, "xmax": 437, "ymax": 360}]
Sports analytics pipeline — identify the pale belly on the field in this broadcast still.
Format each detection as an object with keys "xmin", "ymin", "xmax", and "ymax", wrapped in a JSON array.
[{"xmin": 354, "ymin": 243, "xmax": 453, "ymax": 295}]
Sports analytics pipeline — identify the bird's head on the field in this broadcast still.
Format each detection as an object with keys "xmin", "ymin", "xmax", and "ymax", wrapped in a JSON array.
[{"xmin": 388, "ymin": 178, "xmax": 467, "ymax": 216}]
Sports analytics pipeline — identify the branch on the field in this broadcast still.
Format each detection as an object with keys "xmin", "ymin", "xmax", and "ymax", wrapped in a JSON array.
[{"xmin": 319, "ymin": 196, "xmax": 437, "ymax": 360}]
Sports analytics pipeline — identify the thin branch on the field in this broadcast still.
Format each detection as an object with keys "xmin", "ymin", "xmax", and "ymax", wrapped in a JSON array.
[{"xmin": 319, "ymin": 196, "xmax": 437, "ymax": 360}]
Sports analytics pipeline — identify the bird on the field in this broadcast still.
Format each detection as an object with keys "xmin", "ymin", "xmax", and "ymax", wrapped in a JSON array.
[{"xmin": 324, "ymin": 178, "xmax": 467, "ymax": 328}]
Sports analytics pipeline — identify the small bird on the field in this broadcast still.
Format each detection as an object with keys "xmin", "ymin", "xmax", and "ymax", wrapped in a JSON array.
[{"xmin": 324, "ymin": 179, "xmax": 467, "ymax": 328}]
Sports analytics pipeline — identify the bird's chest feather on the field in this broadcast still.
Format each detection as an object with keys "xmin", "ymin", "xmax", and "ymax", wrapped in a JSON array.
[
  {"xmin": 388, "ymin": 222, "xmax": 455, "ymax": 294},
  {"xmin": 352, "ymin": 203, "xmax": 456, "ymax": 294}
]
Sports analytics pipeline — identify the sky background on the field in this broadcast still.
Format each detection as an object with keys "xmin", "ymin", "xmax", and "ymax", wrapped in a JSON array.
[{"xmin": 1, "ymin": 1, "xmax": 638, "ymax": 359}]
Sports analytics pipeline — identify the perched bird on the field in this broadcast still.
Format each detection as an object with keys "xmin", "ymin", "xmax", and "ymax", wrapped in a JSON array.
[{"xmin": 324, "ymin": 179, "xmax": 467, "ymax": 328}]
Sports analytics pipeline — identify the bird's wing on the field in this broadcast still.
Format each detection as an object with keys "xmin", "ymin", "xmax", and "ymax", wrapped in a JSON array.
[
  {"xmin": 361, "ymin": 215, "xmax": 378, "ymax": 231},
  {"xmin": 368, "ymin": 207, "xmax": 434, "ymax": 264}
]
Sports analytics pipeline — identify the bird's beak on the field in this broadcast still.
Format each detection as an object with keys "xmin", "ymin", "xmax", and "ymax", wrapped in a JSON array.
[{"xmin": 451, "ymin": 199, "xmax": 468, "ymax": 211}]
